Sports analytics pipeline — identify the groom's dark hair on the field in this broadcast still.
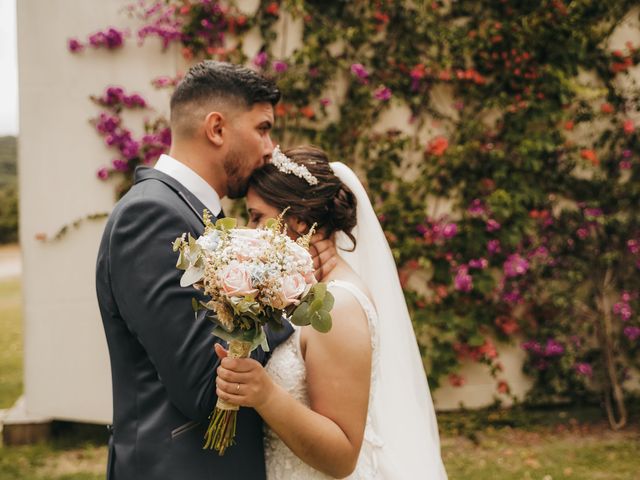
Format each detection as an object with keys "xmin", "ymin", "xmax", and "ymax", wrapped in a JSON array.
[{"xmin": 170, "ymin": 60, "xmax": 281, "ymax": 137}]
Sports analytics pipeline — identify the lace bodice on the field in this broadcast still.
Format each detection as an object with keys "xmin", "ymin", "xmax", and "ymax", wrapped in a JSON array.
[{"xmin": 264, "ymin": 280, "xmax": 382, "ymax": 480}]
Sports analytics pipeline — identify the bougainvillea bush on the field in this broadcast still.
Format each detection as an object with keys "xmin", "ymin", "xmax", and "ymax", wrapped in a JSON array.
[{"xmin": 70, "ymin": 0, "xmax": 640, "ymax": 428}]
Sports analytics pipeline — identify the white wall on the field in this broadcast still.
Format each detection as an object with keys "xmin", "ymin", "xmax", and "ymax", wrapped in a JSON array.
[{"xmin": 18, "ymin": 0, "xmax": 181, "ymax": 423}]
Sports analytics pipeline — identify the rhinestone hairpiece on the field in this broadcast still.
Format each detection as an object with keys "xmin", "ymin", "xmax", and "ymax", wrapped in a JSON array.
[{"xmin": 270, "ymin": 145, "xmax": 318, "ymax": 185}]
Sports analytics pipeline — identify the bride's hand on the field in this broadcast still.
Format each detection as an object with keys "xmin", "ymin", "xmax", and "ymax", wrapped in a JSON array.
[
  {"xmin": 214, "ymin": 343, "xmax": 276, "ymax": 409},
  {"xmin": 310, "ymin": 233, "xmax": 338, "ymax": 281}
]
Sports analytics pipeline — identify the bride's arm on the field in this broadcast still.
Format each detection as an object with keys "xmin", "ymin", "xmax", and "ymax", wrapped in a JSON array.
[{"xmin": 215, "ymin": 288, "xmax": 372, "ymax": 478}]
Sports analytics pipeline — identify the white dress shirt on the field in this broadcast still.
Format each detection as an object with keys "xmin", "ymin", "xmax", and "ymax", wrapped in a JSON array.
[{"xmin": 154, "ymin": 154, "xmax": 222, "ymax": 216}]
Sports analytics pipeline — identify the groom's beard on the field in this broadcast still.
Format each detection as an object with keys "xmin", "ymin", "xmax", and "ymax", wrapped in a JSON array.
[{"xmin": 224, "ymin": 148, "xmax": 251, "ymax": 199}]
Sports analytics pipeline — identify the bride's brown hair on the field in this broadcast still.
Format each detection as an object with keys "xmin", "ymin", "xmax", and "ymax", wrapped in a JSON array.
[{"xmin": 248, "ymin": 145, "xmax": 358, "ymax": 250}]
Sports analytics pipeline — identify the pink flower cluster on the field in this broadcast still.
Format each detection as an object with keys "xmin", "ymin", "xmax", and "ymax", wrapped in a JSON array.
[
  {"xmin": 466, "ymin": 198, "xmax": 501, "ymax": 232},
  {"xmin": 613, "ymin": 292, "xmax": 633, "ymax": 321},
  {"xmin": 253, "ymin": 51, "xmax": 268, "ymax": 68},
  {"xmin": 416, "ymin": 218, "xmax": 458, "ymax": 244},
  {"xmin": 623, "ymin": 326, "xmax": 640, "ymax": 341},
  {"xmin": 468, "ymin": 199, "xmax": 487, "ymax": 216},
  {"xmin": 350, "ymin": 63, "xmax": 370, "ymax": 83},
  {"xmin": 487, "ymin": 239, "xmax": 501, "ymax": 255},
  {"xmin": 522, "ymin": 339, "xmax": 565, "ymax": 369},
  {"xmin": 574, "ymin": 362, "xmax": 593, "ymax": 377},
  {"xmin": 94, "ymin": 87, "xmax": 147, "ymax": 109},
  {"xmin": 273, "ymin": 60, "xmax": 289, "ymax": 73},
  {"xmin": 94, "ymin": 106, "xmax": 171, "ymax": 180},
  {"xmin": 68, "ymin": 27, "xmax": 127, "ymax": 53},
  {"xmin": 152, "ymin": 74, "xmax": 183, "ymax": 89},
  {"xmin": 131, "ymin": 1, "xmax": 183, "ymax": 50},
  {"xmin": 454, "ymin": 266, "xmax": 473, "ymax": 292},
  {"xmin": 373, "ymin": 86, "xmax": 392, "ymax": 101},
  {"xmin": 503, "ymin": 253, "xmax": 529, "ymax": 277},
  {"xmin": 628, "ymin": 238, "xmax": 640, "ymax": 269}
]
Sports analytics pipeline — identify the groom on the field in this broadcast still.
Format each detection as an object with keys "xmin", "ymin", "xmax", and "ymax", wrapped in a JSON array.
[{"xmin": 96, "ymin": 61, "xmax": 328, "ymax": 480}]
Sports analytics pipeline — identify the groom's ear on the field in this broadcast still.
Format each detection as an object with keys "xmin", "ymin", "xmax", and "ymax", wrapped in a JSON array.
[{"xmin": 204, "ymin": 111, "xmax": 225, "ymax": 147}]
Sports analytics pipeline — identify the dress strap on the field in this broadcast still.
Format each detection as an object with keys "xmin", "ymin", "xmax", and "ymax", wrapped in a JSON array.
[{"xmin": 328, "ymin": 279, "xmax": 377, "ymax": 316}]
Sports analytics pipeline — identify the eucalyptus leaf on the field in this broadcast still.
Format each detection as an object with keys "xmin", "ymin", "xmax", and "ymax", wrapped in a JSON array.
[
  {"xmin": 291, "ymin": 302, "xmax": 310, "ymax": 326},
  {"xmin": 309, "ymin": 297, "xmax": 324, "ymax": 313},
  {"xmin": 313, "ymin": 283, "xmax": 327, "ymax": 302},
  {"xmin": 311, "ymin": 310, "xmax": 332, "ymax": 333},
  {"xmin": 321, "ymin": 291, "xmax": 335, "ymax": 312}
]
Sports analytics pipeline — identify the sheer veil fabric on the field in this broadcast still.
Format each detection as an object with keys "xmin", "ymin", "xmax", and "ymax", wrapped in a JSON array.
[{"xmin": 331, "ymin": 162, "xmax": 448, "ymax": 479}]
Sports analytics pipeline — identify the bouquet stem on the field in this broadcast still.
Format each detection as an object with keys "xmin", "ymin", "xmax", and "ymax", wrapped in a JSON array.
[{"xmin": 203, "ymin": 340, "xmax": 252, "ymax": 454}]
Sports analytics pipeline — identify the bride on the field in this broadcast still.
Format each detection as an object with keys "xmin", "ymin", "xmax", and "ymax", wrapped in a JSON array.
[{"xmin": 214, "ymin": 145, "xmax": 448, "ymax": 479}]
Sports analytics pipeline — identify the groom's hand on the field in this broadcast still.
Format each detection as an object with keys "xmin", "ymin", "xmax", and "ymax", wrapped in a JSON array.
[{"xmin": 310, "ymin": 233, "xmax": 338, "ymax": 281}]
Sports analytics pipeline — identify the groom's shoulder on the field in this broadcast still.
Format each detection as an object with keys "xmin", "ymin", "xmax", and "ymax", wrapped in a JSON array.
[
  {"xmin": 105, "ymin": 175, "xmax": 182, "ymax": 232},
  {"xmin": 114, "ymin": 168, "xmax": 179, "ymax": 211}
]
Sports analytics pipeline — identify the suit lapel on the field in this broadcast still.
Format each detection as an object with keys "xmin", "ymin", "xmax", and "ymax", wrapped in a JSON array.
[{"xmin": 134, "ymin": 166, "xmax": 222, "ymax": 225}]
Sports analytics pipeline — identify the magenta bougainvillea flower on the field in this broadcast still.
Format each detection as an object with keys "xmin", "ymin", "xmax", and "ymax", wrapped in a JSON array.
[
  {"xmin": 574, "ymin": 362, "xmax": 593, "ymax": 377},
  {"xmin": 486, "ymin": 219, "xmax": 501, "ymax": 232},
  {"xmin": 503, "ymin": 254, "xmax": 529, "ymax": 277},
  {"xmin": 623, "ymin": 326, "xmax": 640, "ymax": 341},
  {"xmin": 373, "ymin": 86, "xmax": 392, "ymax": 101},
  {"xmin": 350, "ymin": 63, "xmax": 370, "ymax": 83},
  {"xmin": 454, "ymin": 266, "xmax": 473, "ymax": 292},
  {"xmin": 253, "ymin": 51, "xmax": 268, "ymax": 68}
]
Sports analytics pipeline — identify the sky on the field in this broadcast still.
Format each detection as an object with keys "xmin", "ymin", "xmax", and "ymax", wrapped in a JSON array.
[{"xmin": 0, "ymin": 0, "xmax": 18, "ymax": 136}]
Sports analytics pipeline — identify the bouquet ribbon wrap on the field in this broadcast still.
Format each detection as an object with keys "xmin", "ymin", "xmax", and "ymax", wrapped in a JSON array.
[{"xmin": 204, "ymin": 340, "xmax": 252, "ymax": 454}]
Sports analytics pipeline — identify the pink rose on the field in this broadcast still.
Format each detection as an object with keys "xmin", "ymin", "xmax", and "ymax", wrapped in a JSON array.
[
  {"xmin": 289, "ymin": 242, "xmax": 314, "ymax": 268},
  {"xmin": 219, "ymin": 263, "xmax": 258, "ymax": 297},
  {"xmin": 279, "ymin": 273, "xmax": 307, "ymax": 307},
  {"xmin": 233, "ymin": 229, "xmax": 268, "ymax": 261}
]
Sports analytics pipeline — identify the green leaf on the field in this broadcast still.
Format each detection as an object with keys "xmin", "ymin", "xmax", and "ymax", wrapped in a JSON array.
[
  {"xmin": 311, "ymin": 310, "xmax": 332, "ymax": 333},
  {"xmin": 176, "ymin": 249, "xmax": 189, "ymax": 270},
  {"xmin": 313, "ymin": 283, "xmax": 327, "ymax": 302},
  {"xmin": 291, "ymin": 302, "xmax": 310, "ymax": 326},
  {"xmin": 191, "ymin": 297, "xmax": 199, "ymax": 312},
  {"xmin": 321, "ymin": 291, "xmax": 335, "ymax": 312},
  {"xmin": 216, "ymin": 217, "xmax": 237, "ymax": 230},
  {"xmin": 172, "ymin": 235, "xmax": 185, "ymax": 252},
  {"xmin": 180, "ymin": 265, "xmax": 204, "ymax": 287},
  {"xmin": 468, "ymin": 334, "xmax": 485, "ymax": 347},
  {"xmin": 309, "ymin": 297, "xmax": 324, "ymax": 314}
]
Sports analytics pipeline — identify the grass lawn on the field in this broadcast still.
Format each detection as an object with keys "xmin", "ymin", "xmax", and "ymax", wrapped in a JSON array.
[
  {"xmin": 440, "ymin": 412, "xmax": 640, "ymax": 479},
  {"xmin": 0, "ymin": 276, "xmax": 638, "ymax": 479},
  {"xmin": 0, "ymin": 277, "xmax": 23, "ymax": 408}
]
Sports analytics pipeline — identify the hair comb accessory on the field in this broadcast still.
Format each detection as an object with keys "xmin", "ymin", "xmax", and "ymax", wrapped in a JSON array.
[{"xmin": 270, "ymin": 145, "xmax": 318, "ymax": 185}]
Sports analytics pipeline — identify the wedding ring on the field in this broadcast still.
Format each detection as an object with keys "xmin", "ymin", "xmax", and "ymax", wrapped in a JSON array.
[{"xmin": 236, "ymin": 383, "xmax": 240, "ymax": 393}]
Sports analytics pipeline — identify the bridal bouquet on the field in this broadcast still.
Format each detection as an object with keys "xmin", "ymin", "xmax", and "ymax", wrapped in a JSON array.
[{"xmin": 172, "ymin": 210, "xmax": 334, "ymax": 454}]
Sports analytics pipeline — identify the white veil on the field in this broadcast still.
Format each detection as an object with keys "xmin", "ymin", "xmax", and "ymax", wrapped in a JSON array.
[{"xmin": 331, "ymin": 162, "xmax": 448, "ymax": 480}]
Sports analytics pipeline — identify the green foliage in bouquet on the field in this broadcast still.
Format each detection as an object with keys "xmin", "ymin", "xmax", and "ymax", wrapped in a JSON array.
[{"xmin": 291, "ymin": 282, "xmax": 334, "ymax": 333}]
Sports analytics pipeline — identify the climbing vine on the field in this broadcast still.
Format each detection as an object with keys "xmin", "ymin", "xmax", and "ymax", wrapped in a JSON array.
[{"xmin": 68, "ymin": 0, "xmax": 640, "ymax": 427}]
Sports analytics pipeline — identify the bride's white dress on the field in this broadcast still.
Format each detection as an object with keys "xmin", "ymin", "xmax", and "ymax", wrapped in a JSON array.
[
  {"xmin": 264, "ymin": 279, "xmax": 383, "ymax": 479},
  {"xmin": 263, "ymin": 162, "xmax": 447, "ymax": 479}
]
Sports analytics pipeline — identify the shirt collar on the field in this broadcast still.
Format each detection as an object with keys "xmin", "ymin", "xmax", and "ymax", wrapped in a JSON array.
[{"xmin": 154, "ymin": 154, "xmax": 222, "ymax": 216}]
